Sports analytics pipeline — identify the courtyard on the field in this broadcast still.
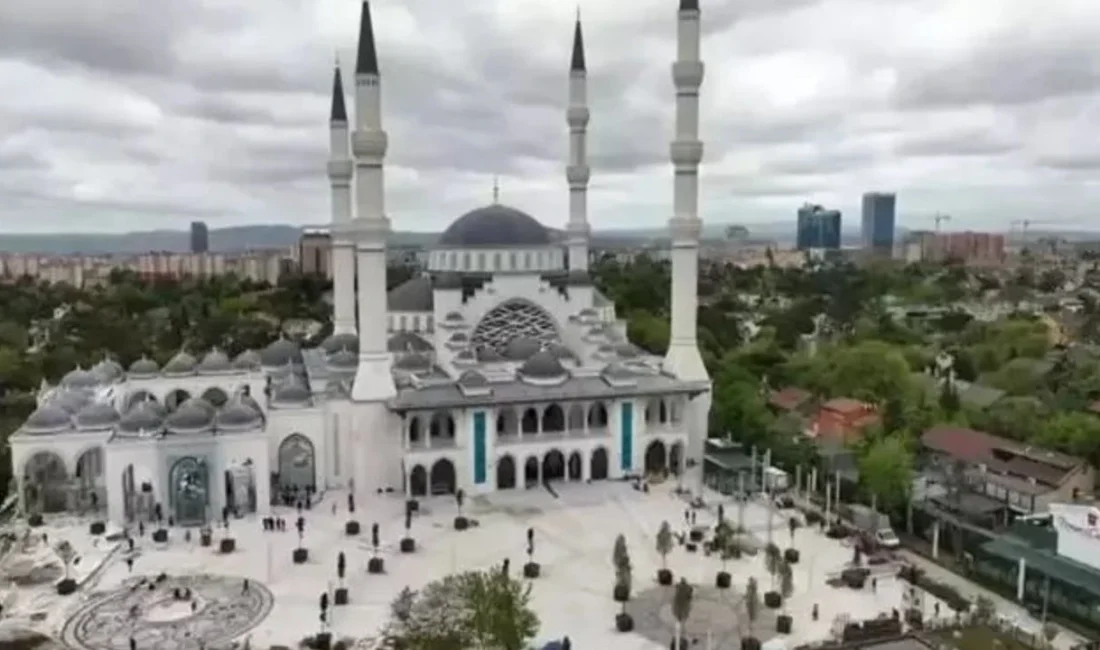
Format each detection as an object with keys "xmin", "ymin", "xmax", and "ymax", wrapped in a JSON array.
[{"xmin": 0, "ymin": 481, "xmax": 1074, "ymax": 649}]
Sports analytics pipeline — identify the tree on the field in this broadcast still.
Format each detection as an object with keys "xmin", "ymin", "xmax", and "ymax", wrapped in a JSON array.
[
  {"xmin": 54, "ymin": 540, "xmax": 76, "ymax": 580},
  {"xmin": 656, "ymin": 521, "xmax": 673, "ymax": 571},
  {"xmin": 744, "ymin": 577, "xmax": 760, "ymax": 638},
  {"xmin": 456, "ymin": 489, "xmax": 465, "ymax": 517},
  {"xmin": 337, "ymin": 552, "xmax": 346, "ymax": 585},
  {"xmin": 714, "ymin": 522, "xmax": 733, "ymax": 570},
  {"xmin": 858, "ymin": 436, "xmax": 914, "ymax": 512},
  {"xmin": 296, "ymin": 516, "xmax": 306, "ymax": 549},
  {"xmin": 778, "ymin": 558, "xmax": 794, "ymax": 605},
  {"xmin": 613, "ymin": 534, "xmax": 633, "ymax": 614},
  {"xmin": 372, "ymin": 523, "xmax": 380, "ymax": 558},
  {"xmin": 671, "ymin": 579, "xmax": 694, "ymax": 650}
]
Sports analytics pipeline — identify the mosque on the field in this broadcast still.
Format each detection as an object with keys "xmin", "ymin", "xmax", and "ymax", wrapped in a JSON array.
[{"xmin": 9, "ymin": 0, "xmax": 711, "ymax": 527}]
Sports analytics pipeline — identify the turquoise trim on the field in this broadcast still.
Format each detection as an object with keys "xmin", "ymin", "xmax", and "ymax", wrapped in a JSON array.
[
  {"xmin": 620, "ymin": 402, "xmax": 633, "ymax": 472},
  {"xmin": 473, "ymin": 412, "xmax": 487, "ymax": 485}
]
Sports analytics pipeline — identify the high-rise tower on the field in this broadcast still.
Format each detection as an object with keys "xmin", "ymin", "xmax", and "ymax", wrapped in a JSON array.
[
  {"xmin": 664, "ymin": 0, "xmax": 711, "ymax": 484},
  {"xmin": 327, "ymin": 63, "xmax": 357, "ymax": 336},
  {"xmin": 350, "ymin": 0, "xmax": 394, "ymax": 403},
  {"xmin": 565, "ymin": 12, "xmax": 591, "ymax": 272}
]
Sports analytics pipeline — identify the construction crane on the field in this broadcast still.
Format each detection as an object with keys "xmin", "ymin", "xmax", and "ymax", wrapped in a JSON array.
[{"xmin": 933, "ymin": 213, "xmax": 951, "ymax": 231}]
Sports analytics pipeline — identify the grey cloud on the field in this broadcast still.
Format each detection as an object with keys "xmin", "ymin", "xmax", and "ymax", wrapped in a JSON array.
[
  {"xmin": 896, "ymin": 131, "xmax": 1016, "ymax": 158},
  {"xmin": 1035, "ymin": 154, "xmax": 1100, "ymax": 172}
]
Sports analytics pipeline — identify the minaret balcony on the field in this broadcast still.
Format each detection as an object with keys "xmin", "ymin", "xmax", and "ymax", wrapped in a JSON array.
[
  {"xmin": 352, "ymin": 129, "xmax": 387, "ymax": 158},
  {"xmin": 566, "ymin": 106, "xmax": 590, "ymax": 127},
  {"xmin": 327, "ymin": 160, "xmax": 353, "ymax": 181},
  {"xmin": 672, "ymin": 61, "xmax": 704, "ymax": 88},
  {"xmin": 566, "ymin": 164, "xmax": 590, "ymax": 185},
  {"xmin": 670, "ymin": 140, "xmax": 703, "ymax": 167}
]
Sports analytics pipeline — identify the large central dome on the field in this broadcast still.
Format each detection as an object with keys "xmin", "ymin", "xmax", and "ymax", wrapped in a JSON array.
[{"xmin": 439, "ymin": 204, "xmax": 551, "ymax": 247}]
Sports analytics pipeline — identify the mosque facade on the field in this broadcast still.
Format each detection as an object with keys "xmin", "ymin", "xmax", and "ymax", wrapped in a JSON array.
[{"xmin": 9, "ymin": 0, "xmax": 711, "ymax": 527}]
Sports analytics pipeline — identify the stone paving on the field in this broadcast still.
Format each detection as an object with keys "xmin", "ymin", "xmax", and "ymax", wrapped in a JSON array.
[{"xmin": 627, "ymin": 583, "xmax": 777, "ymax": 650}]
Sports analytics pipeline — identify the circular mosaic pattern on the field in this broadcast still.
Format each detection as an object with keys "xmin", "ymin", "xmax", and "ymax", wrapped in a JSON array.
[
  {"xmin": 61, "ymin": 574, "xmax": 273, "ymax": 650},
  {"xmin": 628, "ymin": 583, "xmax": 777, "ymax": 650}
]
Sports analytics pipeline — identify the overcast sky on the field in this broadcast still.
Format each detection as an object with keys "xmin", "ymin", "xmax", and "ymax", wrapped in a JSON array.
[{"xmin": 1, "ymin": 0, "xmax": 1098, "ymax": 234}]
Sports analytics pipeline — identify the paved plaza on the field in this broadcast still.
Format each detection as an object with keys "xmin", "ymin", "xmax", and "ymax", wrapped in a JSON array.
[{"xmin": 0, "ymin": 482, "xmax": 1085, "ymax": 649}]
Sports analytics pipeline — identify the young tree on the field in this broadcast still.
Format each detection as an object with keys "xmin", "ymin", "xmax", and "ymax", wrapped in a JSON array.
[
  {"xmin": 456, "ymin": 489, "xmax": 465, "ymax": 517},
  {"xmin": 337, "ymin": 551, "xmax": 346, "ymax": 586},
  {"xmin": 612, "ymin": 534, "xmax": 633, "ymax": 613},
  {"xmin": 765, "ymin": 543, "xmax": 781, "ymax": 588},
  {"xmin": 656, "ymin": 521, "xmax": 673, "ymax": 574},
  {"xmin": 858, "ymin": 436, "xmax": 914, "ymax": 512},
  {"xmin": 744, "ymin": 577, "xmax": 760, "ymax": 639},
  {"xmin": 778, "ymin": 558, "xmax": 794, "ymax": 606},
  {"xmin": 54, "ymin": 540, "xmax": 76, "ymax": 580},
  {"xmin": 372, "ymin": 523, "xmax": 380, "ymax": 558},
  {"xmin": 296, "ymin": 516, "xmax": 305, "ymax": 549},
  {"xmin": 714, "ymin": 521, "xmax": 733, "ymax": 571},
  {"xmin": 788, "ymin": 515, "xmax": 799, "ymax": 545},
  {"xmin": 671, "ymin": 579, "xmax": 694, "ymax": 650}
]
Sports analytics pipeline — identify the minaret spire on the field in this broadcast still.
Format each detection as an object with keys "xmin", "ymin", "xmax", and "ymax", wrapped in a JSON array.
[
  {"xmin": 492, "ymin": 176, "xmax": 500, "ymax": 203},
  {"xmin": 355, "ymin": 1, "xmax": 380, "ymax": 75},
  {"xmin": 565, "ymin": 11, "xmax": 591, "ymax": 272},
  {"xmin": 327, "ymin": 59, "xmax": 355, "ymax": 336}
]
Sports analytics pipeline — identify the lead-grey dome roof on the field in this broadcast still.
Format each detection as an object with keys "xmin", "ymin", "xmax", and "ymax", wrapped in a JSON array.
[
  {"xmin": 163, "ymin": 351, "xmax": 198, "ymax": 375},
  {"xmin": 62, "ymin": 367, "xmax": 100, "ymax": 389},
  {"xmin": 216, "ymin": 400, "xmax": 263, "ymax": 429},
  {"xmin": 518, "ymin": 350, "xmax": 567, "ymax": 379},
  {"xmin": 321, "ymin": 332, "xmax": 359, "ymax": 355},
  {"xmin": 165, "ymin": 397, "xmax": 215, "ymax": 432},
  {"xmin": 93, "ymin": 359, "xmax": 125, "ymax": 382},
  {"xmin": 23, "ymin": 404, "xmax": 73, "ymax": 433},
  {"xmin": 505, "ymin": 337, "xmax": 542, "ymax": 361},
  {"xmin": 327, "ymin": 348, "xmax": 358, "ymax": 370},
  {"xmin": 261, "ymin": 338, "xmax": 303, "ymax": 367},
  {"xmin": 233, "ymin": 349, "xmax": 262, "ymax": 370},
  {"xmin": 439, "ymin": 204, "xmax": 551, "ymax": 247},
  {"xmin": 388, "ymin": 332, "xmax": 433, "ymax": 353},
  {"xmin": 394, "ymin": 353, "xmax": 431, "ymax": 371},
  {"xmin": 271, "ymin": 377, "xmax": 311, "ymax": 404},
  {"xmin": 128, "ymin": 356, "xmax": 160, "ymax": 376},
  {"xmin": 119, "ymin": 402, "xmax": 164, "ymax": 433},
  {"xmin": 52, "ymin": 389, "xmax": 92, "ymax": 413},
  {"xmin": 457, "ymin": 370, "xmax": 489, "ymax": 387},
  {"xmin": 197, "ymin": 349, "xmax": 232, "ymax": 374},
  {"xmin": 75, "ymin": 401, "xmax": 121, "ymax": 429}
]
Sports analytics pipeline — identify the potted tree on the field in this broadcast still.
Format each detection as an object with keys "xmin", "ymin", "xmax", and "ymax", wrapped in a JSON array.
[
  {"xmin": 776, "ymin": 559, "xmax": 794, "ymax": 634},
  {"xmin": 89, "ymin": 520, "xmax": 106, "ymax": 535},
  {"xmin": 656, "ymin": 521, "xmax": 674, "ymax": 585},
  {"xmin": 714, "ymin": 521, "xmax": 733, "ymax": 589},
  {"xmin": 334, "ymin": 552, "xmax": 349, "ymax": 605},
  {"xmin": 293, "ymin": 516, "xmax": 308, "ymax": 563},
  {"xmin": 400, "ymin": 501, "xmax": 416, "ymax": 553},
  {"xmin": 315, "ymin": 591, "xmax": 332, "ymax": 650},
  {"xmin": 152, "ymin": 503, "xmax": 168, "ymax": 542},
  {"xmin": 219, "ymin": 530, "xmax": 236, "ymax": 554},
  {"xmin": 785, "ymin": 516, "xmax": 800, "ymax": 564},
  {"xmin": 453, "ymin": 489, "xmax": 469, "ymax": 530},
  {"xmin": 741, "ymin": 577, "xmax": 761, "ymax": 650},
  {"xmin": 764, "ymin": 544, "xmax": 782, "ymax": 607},
  {"xmin": 670, "ymin": 578, "xmax": 694, "ymax": 650},
  {"xmin": 523, "ymin": 528, "xmax": 540, "ymax": 578},
  {"xmin": 368, "ymin": 523, "xmax": 384, "ymax": 574},
  {"xmin": 345, "ymin": 491, "xmax": 360, "ymax": 535},
  {"xmin": 612, "ymin": 535, "xmax": 634, "ymax": 632},
  {"xmin": 54, "ymin": 540, "xmax": 78, "ymax": 595}
]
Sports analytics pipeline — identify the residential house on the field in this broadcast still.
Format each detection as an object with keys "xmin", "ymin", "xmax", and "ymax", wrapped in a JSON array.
[
  {"xmin": 807, "ymin": 398, "xmax": 880, "ymax": 445},
  {"xmin": 921, "ymin": 425, "xmax": 1095, "ymax": 515}
]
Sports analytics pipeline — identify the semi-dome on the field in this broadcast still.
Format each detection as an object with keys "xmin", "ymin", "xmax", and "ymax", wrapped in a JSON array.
[
  {"xmin": 439, "ymin": 204, "xmax": 551, "ymax": 247},
  {"xmin": 216, "ymin": 400, "xmax": 263, "ymax": 430},
  {"xmin": 457, "ymin": 370, "xmax": 489, "ymax": 387},
  {"xmin": 477, "ymin": 347, "xmax": 505, "ymax": 362},
  {"xmin": 321, "ymin": 332, "xmax": 359, "ymax": 354},
  {"xmin": 128, "ymin": 356, "xmax": 160, "ymax": 376},
  {"xmin": 271, "ymin": 377, "xmax": 311, "ymax": 404},
  {"xmin": 615, "ymin": 343, "xmax": 639, "ymax": 358},
  {"xmin": 93, "ymin": 359, "xmax": 125, "ymax": 382},
  {"xmin": 61, "ymin": 367, "xmax": 100, "ymax": 389},
  {"xmin": 505, "ymin": 337, "xmax": 542, "ymax": 361},
  {"xmin": 261, "ymin": 338, "xmax": 302, "ymax": 367},
  {"xmin": 327, "ymin": 348, "xmax": 358, "ymax": 370},
  {"xmin": 163, "ymin": 351, "xmax": 198, "ymax": 375},
  {"xmin": 233, "ymin": 349, "xmax": 262, "ymax": 370},
  {"xmin": 197, "ymin": 349, "xmax": 232, "ymax": 374},
  {"xmin": 518, "ymin": 350, "xmax": 567, "ymax": 380},
  {"xmin": 23, "ymin": 404, "xmax": 73, "ymax": 433},
  {"xmin": 118, "ymin": 401, "xmax": 164, "ymax": 433},
  {"xmin": 75, "ymin": 401, "xmax": 121, "ymax": 429},
  {"xmin": 165, "ymin": 397, "xmax": 215, "ymax": 432}
]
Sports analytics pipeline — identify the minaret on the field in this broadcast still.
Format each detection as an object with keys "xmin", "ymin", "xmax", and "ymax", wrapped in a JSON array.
[
  {"xmin": 349, "ymin": 0, "xmax": 394, "ymax": 403},
  {"xmin": 327, "ymin": 61, "xmax": 356, "ymax": 336},
  {"xmin": 565, "ymin": 10, "xmax": 591, "ymax": 272},
  {"xmin": 664, "ymin": 0, "xmax": 711, "ymax": 484}
]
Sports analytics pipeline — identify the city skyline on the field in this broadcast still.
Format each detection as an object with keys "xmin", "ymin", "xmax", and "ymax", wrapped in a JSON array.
[{"xmin": 1, "ymin": 0, "xmax": 1097, "ymax": 233}]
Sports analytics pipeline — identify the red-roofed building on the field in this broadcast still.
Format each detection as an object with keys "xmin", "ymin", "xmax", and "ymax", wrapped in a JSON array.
[
  {"xmin": 806, "ymin": 398, "xmax": 880, "ymax": 444},
  {"xmin": 921, "ymin": 425, "xmax": 1095, "ymax": 514},
  {"xmin": 767, "ymin": 387, "xmax": 813, "ymax": 414}
]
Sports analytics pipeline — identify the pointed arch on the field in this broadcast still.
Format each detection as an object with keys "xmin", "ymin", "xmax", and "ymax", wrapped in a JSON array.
[
  {"xmin": 543, "ymin": 450, "xmax": 565, "ymax": 482},
  {"xmin": 23, "ymin": 451, "xmax": 68, "ymax": 513},
  {"xmin": 521, "ymin": 408, "xmax": 539, "ymax": 435},
  {"xmin": 430, "ymin": 458, "xmax": 457, "ymax": 495},
  {"xmin": 409, "ymin": 465, "xmax": 428, "ymax": 497},
  {"xmin": 590, "ymin": 447, "xmax": 609, "ymax": 481},
  {"xmin": 201, "ymin": 387, "xmax": 229, "ymax": 407},
  {"xmin": 670, "ymin": 441, "xmax": 685, "ymax": 476},
  {"xmin": 542, "ymin": 404, "xmax": 565, "ymax": 433},
  {"xmin": 566, "ymin": 404, "xmax": 586, "ymax": 432},
  {"xmin": 568, "ymin": 451, "xmax": 583, "ymax": 481},
  {"xmin": 497, "ymin": 455, "xmax": 516, "ymax": 490},
  {"xmin": 497, "ymin": 408, "xmax": 519, "ymax": 437},
  {"xmin": 587, "ymin": 402, "xmax": 608, "ymax": 430},
  {"xmin": 645, "ymin": 440, "xmax": 668, "ymax": 474},
  {"xmin": 276, "ymin": 433, "xmax": 316, "ymax": 493},
  {"xmin": 165, "ymin": 389, "xmax": 191, "ymax": 412},
  {"xmin": 125, "ymin": 389, "xmax": 158, "ymax": 412}
]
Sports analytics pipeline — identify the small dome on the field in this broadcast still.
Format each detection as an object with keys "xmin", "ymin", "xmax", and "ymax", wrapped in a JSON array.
[
  {"xmin": 327, "ymin": 349, "xmax": 358, "ymax": 370},
  {"xmin": 615, "ymin": 343, "xmax": 639, "ymax": 358},
  {"xmin": 453, "ymin": 349, "xmax": 477, "ymax": 364},
  {"xmin": 477, "ymin": 347, "xmax": 505, "ymax": 362},
  {"xmin": 75, "ymin": 401, "xmax": 121, "ymax": 430},
  {"xmin": 325, "ymin": 380, "xmax": 350, "ymax": 398},
  {"xmin": 444, "ymin": 311, "xmax": 464, "ymax": 322},
  {"xmin": 233, "ymin": 349, "xmax": 262, "ymax": 370},
  {"xmin": 118, "ymin": 401, "xmax": 164, "ymax": 433},
  {"xmin": 93, "ymin": 359, "xmax": 125, "ymax": 382},
  {"xmin": 457, "ymin": 370, "xmax": 489, "ymax": 387},
  {"xmin": 450, "ymin": 332, "xmax": 468, "ymax": 343},
  {"xmin": 163, "ymin": 351, "xmax": 198, "ymax": 375},
  {"xmin": 128, "ymin": 356, "xmax": 160, "ymax": 376},
  {"xmin": 52, "ymin": 390, "xmax": 92, "ymax": 413},
  {"xmin": 216, "ymin": 400, "xmax": 263, "ymax": 430},
  {"xmin": 518, "ymin": 350, "xmax": 567, "ymax": 379},
  {"xmin": 579, "ymin": 308, "xmax": 597, "ymax": 317},
  {"xmin": 547, "ymin": 343, "xmax": 574, "ymax": 359},
  {"xmin": 271, "ymin": 377, "xmax": 312, "ymax": 404},
  {"xmin": 321, "ymin": 332, "xmax": 359, "ymax": 355},
  {"xmin": 394, "ymin": 353, "xmax": 431, "ymax": 371},
  {"xmin": 23, "ymin": 404, "xmax": 73, "ymax": 433},
  {"xmin": 261, "ymin": 338, "xmax": 302, "ymax": 367},
  {"xmin": 439, "ymin": 204, "xmax": 551, "ymax": 247},
  {"xmin": 62, "ymin": 367, "xmax": 100, "ymax": 389},
  {"xmin": 388, "ymin": 332, "xmax": 433, "ymax": 353},
  {"xmin": 197, "ymin": 348, "xmax": 232, "ymax": 374},
  {"xmin": 165, "ymin": 397, "xmax": 215, "ymax": 432},
  {"xmin": 505, "ymin": 337, "xmax": 542, "ymax": 361}
]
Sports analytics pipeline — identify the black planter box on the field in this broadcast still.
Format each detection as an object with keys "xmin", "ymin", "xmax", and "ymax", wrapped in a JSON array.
[
  {"xmin": 334, "ymin": 587, "xmax": 349, "ymax": 606},
  {"xmin": 613, "ymin": 583, "xmax": 630, "ymax": 602},
  {"xmin": 293, "ymin": 548, "xmax": 309, "ymax": 564},
  {"xmin": 764, "ymin": 591, "xmax": 782, "ymax": 609},
  {"xmin": 523, "ymin": 562, "xmax": 540, "ymax": 579},
  {"xmin": 784, "ymin": 548, "xmax": 800, "ymax": 564},
  {"xmin": 689, "ymin": 529, "xmax": 704, "ymax": 542},
  {"xmin": 152, "ymin": 529, "xmax": 168, "ymax": 543},
  {"xmin": 219, "ymin": 538, "xmax": 236, "ymax": 554},
  {"xmin": 841, "ymin": 567, "xmax": 869, "ymax": 589},
  {"xmin": 400, "ymin": 537, "xmax": 416, "ymax": 553},
  {"xmin": 27, "ymin": 513, "xmax": 43, "ymax": 527},
  {"xmin": 715, "ymin": 571, "xmax": 731, "ymax": 589},
  {"xmin": 904, "ymin": 608, "xmax": 923, "ymax": 628},
  {"xmin": 741, "ymin": 637, "xmax": 761, "ymax": 650},
  {"xmin": 368, "ymin": 557, "xmax": 385, "ymax": 574},
  {"xmin": 56, "ymin": 578, "xmax": 77, "ymax": 596},
  {"xmin": 345, "ymin": 520, "xmax": 360, "ymax": 536},
  {"xmin": 615, "ymin": 613, "xmax": 634, "ymax": 632},
  {"xmin": 685, "ymin": 543, "xmax": 698, "ymax": 553},
  {"xmin": 669, "ymin": 637, "xmax": 689, "ymax": 650},
  {"xmin": 200, "ymin": 532, "xmax": 212, "ymax": 547},
  {"xmin": 454, "ymin": 516, "xmax": 469, "ymax": 531},
  {"xmin": 776, "ymin": 614, "xmax": 793, "ymax": 634},
  {"xmin": 89, "ymin": 521, "xmax": 106, "ymax": 535},
  {"xmin": 312, "ymin": 632, "xmax": 332, "ymax": 650},
  {"xmin": 657, "ymin": 569, "xmax": 673, "ymax": 585}
]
